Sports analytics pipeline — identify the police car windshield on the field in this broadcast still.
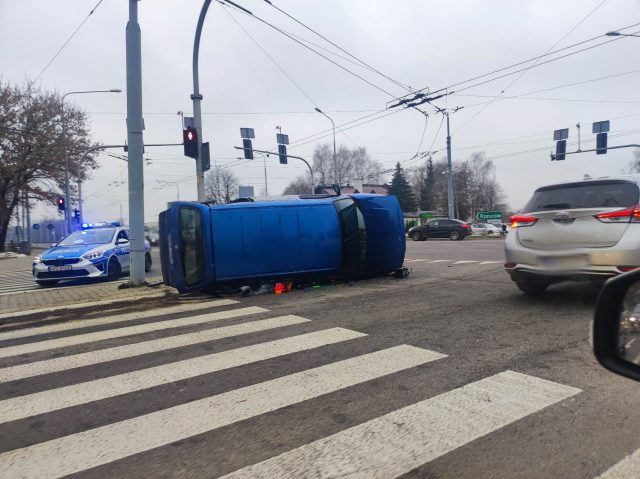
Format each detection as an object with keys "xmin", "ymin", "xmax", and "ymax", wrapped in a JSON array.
[{"xmin": 58, "ymin": 228, "xmax": 116, "ymax": 246}]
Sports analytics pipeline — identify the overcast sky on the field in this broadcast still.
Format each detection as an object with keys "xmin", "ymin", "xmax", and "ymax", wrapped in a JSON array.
[{"xmin": 2, "ymin": 0, "xmax": 639, "ymax": 224}]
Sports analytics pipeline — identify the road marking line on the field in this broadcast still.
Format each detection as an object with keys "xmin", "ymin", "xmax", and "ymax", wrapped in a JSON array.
[
  {"xmin": 221, "ymin": 371, "xmax": 581, "ymax": 479},
  {"xmin": 453, "ymin": 260, "xmax": 479, "ymax": 264},
  {"xmin": 480, "ymin": 261, "xmax": 503, "ymax": 265},
  {"xmin": 0, "ymin": 315, "xmax": 309, "ymax": 383},
  {"xmin": 428, "ymin": 260, "xmax": 452, "ymax": 263},
  {"xmin": 0, "ymin": 345, "xmax": 445, "ymax": 479},
  {"xmin": 0, "ymin": 306, "xmax": 267, "ymax": 359},
  {"xmin": 0, "ymin": 328, "xmax": 368, "ymax": 423},
  {"xmin": 0, "ymin": 292, "xmax": 167, "ymax": 320},
  {"xmin": 596, "ymin": 448, "xmax": 640, "ymax": 478},
  {"xmin": 0, "ymin": 300, "xmax": 239, "ymax": 341}
]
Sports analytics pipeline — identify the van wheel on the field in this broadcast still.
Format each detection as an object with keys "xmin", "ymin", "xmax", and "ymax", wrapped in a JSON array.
[
  {"xmin": 411, "ymin": 232, "xmax": 422, "ymax": 241},
  {"xmin": 107, "ymin": 258, "xmax": 122, "ymax": 281},
  {"xmin": 145, "ymin": 252, "xmax": 152, "ymax": 272},
  {"xmin": 449, "ymin": 231, "xmax": 461, "ymax": 241},
  {"xmin": 515, "ymin": 278, "xmax": 549, "ymax": 294}
]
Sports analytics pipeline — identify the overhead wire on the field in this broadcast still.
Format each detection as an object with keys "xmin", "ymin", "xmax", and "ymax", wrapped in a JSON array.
[
  {"xmin": 261, "ymin": 0, "xmax": 413, "ymax": 92},
  {"xmin": 33, "ymin": 0, "xmax": 106, "ymax": 82},
  {"xmin": 453, "ymin": 0, "xmax": 610, "ymax": 133}
]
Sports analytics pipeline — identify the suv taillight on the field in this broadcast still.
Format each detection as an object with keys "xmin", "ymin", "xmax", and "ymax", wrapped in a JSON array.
[
  {"xmin": 595, "ymin": 205, "xmax": 640, "ymax": 223},
  {"xmin": 510, "ymin": 215, "xmax": 538, "ymax": 228}
]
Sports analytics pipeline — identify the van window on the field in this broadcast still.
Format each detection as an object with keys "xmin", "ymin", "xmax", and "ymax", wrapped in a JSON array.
[
  {"xmin": 179, "ymin": 207, "xmax": 204, "ymax": 286},
  {"xmin": 334, "ymin": 198, "xmax": 366, "ymax": 274},
  {"xmin": 523, "ymin": 180, "xmax": 640, "ymax": 212}
]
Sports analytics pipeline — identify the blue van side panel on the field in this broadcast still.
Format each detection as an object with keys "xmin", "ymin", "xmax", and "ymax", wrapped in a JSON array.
[
  {"xmin": 353, "ymin": 194, "xmax": 406, "ymax": 275},
  {"xmin": 211, "ymin": 202, "xmax": 342, "ymax": 281}
]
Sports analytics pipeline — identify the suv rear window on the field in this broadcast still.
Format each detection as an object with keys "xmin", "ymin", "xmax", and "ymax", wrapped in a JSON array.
[{"xmin": 523, "ymin": 180, "xmax": 639, "ymax": 212}]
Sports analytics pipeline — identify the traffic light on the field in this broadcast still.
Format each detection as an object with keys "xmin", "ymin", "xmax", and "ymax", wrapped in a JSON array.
[
  {"xmin": 554, "ymin": 140, "xmax": 566, "ymax": 161},
  {"xmin": 596, "ymin": 132, "xmax": 608, "ymax": 155},
  {"xmin": 183, "ymin": 127, "xmax": 198, "ymax": 159},
  {"xmin": 56, "ymin": 197, "xmax": 65, "ymax": 211},
  {"xmin": 278, "ymin": 144, "xmax": 288, "ymax": 164},
  {"xmin": 242, "ymin": 139, "xmax": 254, "ymax": 160},
  {"xmin": 73, "ymin": 208, "xmax": 79, "ymax": 219}
]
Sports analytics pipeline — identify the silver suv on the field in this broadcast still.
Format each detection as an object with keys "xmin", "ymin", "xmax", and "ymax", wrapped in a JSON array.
[{"xmin": 505, "ymin": 176, "xmax": 640, "ymax": 294}]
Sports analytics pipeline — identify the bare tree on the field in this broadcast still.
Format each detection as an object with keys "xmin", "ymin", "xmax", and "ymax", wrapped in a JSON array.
[
  {"xmin": 204, "ymin": 164, "xmax": 239, "ymax": 204},
  {"xmin": 282, "ymin": 176, "xmax": 313, "ymax": 195},
  {"xmin": 0, "ymin": 81, "xmax": 97, "ymax": 251},
  {"xmin": 312, "ymin": 143, "xmax": 383, "ymax": 185},
  {"xmin": 628, "ymin": 148, "xmax": 640, "ymax": 173}
]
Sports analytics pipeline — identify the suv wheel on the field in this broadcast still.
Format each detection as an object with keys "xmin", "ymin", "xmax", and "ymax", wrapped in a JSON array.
[
  {"xmin": 449, "ymin": 230, "xmax": 461, "ymax": 241},
  {"xmin": 515, "ymin": 278, "xmax": 549, "ymax": 294},
  {"xmin": 107, "ymin": 258, "xmax": 122, "ymax": 281},
  {"xmin": 411, "ymin": 231, "xmax": 423, "ymax": 241}
]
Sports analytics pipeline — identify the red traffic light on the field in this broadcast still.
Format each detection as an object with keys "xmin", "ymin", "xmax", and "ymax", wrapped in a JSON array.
[
  {"xmin": 186, "ymin": 129, "xmax": 195, "ymax": 142},
  {"xmin": 56, "ymin": 197, "xmax": 66, "ymax": 211},
  {"xmin": 183, "ymin": 127, "xmax": 198, "ymax": 159}
]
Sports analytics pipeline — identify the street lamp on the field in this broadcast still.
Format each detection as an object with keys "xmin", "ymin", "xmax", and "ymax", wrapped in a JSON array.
[
  {"xmin": 61, "ymin": 89, "xmax": 121, "ymax": 234},
  {"xmin": 606, "ymin": 31, "xmax": 640, "ymax": 38},
  {"xmin": 314, "ymin": 107, "xmax": 336, "ymax": 184}
]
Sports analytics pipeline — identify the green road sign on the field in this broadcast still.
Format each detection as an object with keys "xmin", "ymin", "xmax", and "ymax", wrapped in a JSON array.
[
  {"xmin": 419, "ymin": 212, "xmax": 435, "ymax": 219},
  {"xmin": 476, "ymin": 211, "xmax": 503, "ymax": 221}
]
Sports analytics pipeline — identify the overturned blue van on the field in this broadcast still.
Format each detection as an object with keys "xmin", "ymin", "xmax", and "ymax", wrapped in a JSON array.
[{"xmin": 159, "ymin": 194, "xmax": 406, "ymax": 293}]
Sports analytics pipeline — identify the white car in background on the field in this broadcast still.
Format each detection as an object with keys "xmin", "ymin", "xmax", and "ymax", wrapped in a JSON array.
[
  {"xmin": 505, "ymin": 175, "xmax": 640, "ymax": 294},
  {"xmin": 471, "ymin": 223, "xmax": 502, "ymax": 235}
]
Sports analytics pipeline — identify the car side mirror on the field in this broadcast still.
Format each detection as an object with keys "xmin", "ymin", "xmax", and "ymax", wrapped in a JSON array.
[
  {"xmin": 116, "ymin": 239, "xmax": 129, "ymax": 245},
  {"xmin": 593, "ymin": 269, "xmax": 640, "ymax": 382}
]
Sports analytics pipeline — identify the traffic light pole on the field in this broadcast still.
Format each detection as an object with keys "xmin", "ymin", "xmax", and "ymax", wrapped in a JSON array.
[
  {"xmin": 445, "ymin": 112, "xmax": 454, "ymax": 219},
  {"xmin": 234, "ymin": 146, "xmax": 314, "ymax": 194},
  {"xmin": 191, "ymin": 0, "xmax": 212, "ymax": 202},
  {"xmin": 550, "ymin": 143, "xmax": 640, "ymax": 160}
]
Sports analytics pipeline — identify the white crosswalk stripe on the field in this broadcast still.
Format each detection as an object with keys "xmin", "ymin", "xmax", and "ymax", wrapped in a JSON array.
[
  {"xmin": 596, "ymin": 448, "xmax": 640, "ymax": 478},
  {"xmin": 0, "ymin": 345, "xmax": 442, "ymax": 479},
  {"xmin": 0, "ymin": 302, "xmax": 593, "ymax": 479},
  {"xmin": 221, "ymin": 371, "xmax": 581, "ymax": 479},
  {"xmin": 0, "ymin": 315, "xmax": 310, "ymax": 382},
  {"xmin": 0, "ymin": 306, "xmax": 268, "ymax": 359},
  {"xmin": 0, "ymin": 270, "xmax": 38, "ymax": 294},
  {"xmin": 0, "ymin": 299, "xmax": 238, "ymax": 341}
]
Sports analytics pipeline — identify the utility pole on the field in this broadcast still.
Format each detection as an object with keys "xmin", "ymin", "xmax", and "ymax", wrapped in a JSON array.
[
  {"xmin": 126, "ymin": 0, "xmax": 146, "ymax": 286},
  {"xmin": 445, "ymin": 112, "xmax": 454, "ymax": 219}
]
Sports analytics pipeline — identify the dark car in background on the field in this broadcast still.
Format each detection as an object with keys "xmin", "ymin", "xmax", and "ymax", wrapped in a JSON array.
[{"xmin": 408, "ymin": 219, "xmax": 472, "ymax": 241}]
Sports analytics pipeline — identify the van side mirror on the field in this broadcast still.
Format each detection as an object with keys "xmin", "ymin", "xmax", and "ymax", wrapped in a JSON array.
[{"xmin": 593, "ymin": 269, "xmax": 640, "ymax": 382}]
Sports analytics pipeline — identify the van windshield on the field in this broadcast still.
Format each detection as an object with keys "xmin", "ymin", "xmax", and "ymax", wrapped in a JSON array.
[
  {"xmin": 523, "ymin": 180, "xmax": 639, "ymax": 212},
  {"xmin": 179, "ymin": 207, "xmax": 205, "ymax": 286},
  {"xmin": 334, "ymin": 198, "xmax": 366, "ymax": 275}
]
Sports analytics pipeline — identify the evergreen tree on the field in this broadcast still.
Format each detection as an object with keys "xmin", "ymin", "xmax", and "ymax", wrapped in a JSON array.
[
  {"xmin": 419, "ymin": 158, "xmax": 435, "ymax": 210},
  {"xmin": 389, "ymin": 162, "xmax": 417, "ymax": 212}
]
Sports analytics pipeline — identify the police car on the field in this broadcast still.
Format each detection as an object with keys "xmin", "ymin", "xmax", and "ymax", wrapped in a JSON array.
[{"xmin": 32, "ymin": 223, "xmax": 152, "ymax": 286}]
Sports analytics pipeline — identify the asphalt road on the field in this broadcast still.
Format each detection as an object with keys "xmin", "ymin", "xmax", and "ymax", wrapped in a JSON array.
[
  {"xmin": 0, "ymin": 249, "xmax": 162, "ymax": 294},
  {"xmin": 1, "ymin": 237, "xmax": 640, "ymax": 478}
]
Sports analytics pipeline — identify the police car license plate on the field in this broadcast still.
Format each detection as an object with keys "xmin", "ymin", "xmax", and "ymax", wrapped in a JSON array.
[{"xmin": 49, "ymin": 265, "xmax": 72, "ymax": 272}]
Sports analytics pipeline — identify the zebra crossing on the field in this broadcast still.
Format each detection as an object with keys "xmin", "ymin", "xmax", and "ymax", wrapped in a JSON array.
[
  {"xmin": 0, "ymin": 269, "xmax": 39, "ymax": 294},
  {"xmin": 404, "ymin": 258, "xmax": 503, "ymax": 266},
  {"xmin": 0, "ymin": 298, "xmax": 630, "ymax": 478}
]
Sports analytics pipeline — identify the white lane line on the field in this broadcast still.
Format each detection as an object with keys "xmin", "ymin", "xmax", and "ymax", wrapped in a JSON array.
[
  {"xmin": 221, "ymin": 371, "xmax": 581, "ymax": 479},
  {"xmin": 428, "ymin": 260, "xmax": 452, "ymax": 263},
  {"xmin": 0, "ymin": 300, "xmax": 238, "ymax": 342},
  {"xmin": 0, "ymin": 292, "xmax": 167, "ymax": 320},
  {"xmin": 480, "ymin": 261, "xmax": 503, "ymax": 265},
  {"xmin": 405, "ymin": 259, "xmax": 427, "ymax": 263},
  {"xmin": 0, "ymin": 315, "xmax": 309, "ymax": 383},
  {"xmin": 596, "ymin": 448, "xmax": 640, "ymax": 479},
  {"xmin": 0, "ymin": 328, "xmax": 368, "ymax": 423},
  {"xmin": 0, "ymin": 306, "xmax": 267, "ymax": 359},
  {"xmin": 453, "ymin": 260, "xmax": 479, "ymax": 264},
  {"xmin": 0, "ymin": 345, "xmax": 445, "ymax": 479}
]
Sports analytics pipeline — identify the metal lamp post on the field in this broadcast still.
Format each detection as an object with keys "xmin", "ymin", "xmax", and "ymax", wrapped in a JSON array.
[
  {"xmin": 314, "ymin": 107, "xmax": 336, "ymax": 184},
  {"xmin": 61, "ymin": 89, "xmax": 121, "ymax": 234}
]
